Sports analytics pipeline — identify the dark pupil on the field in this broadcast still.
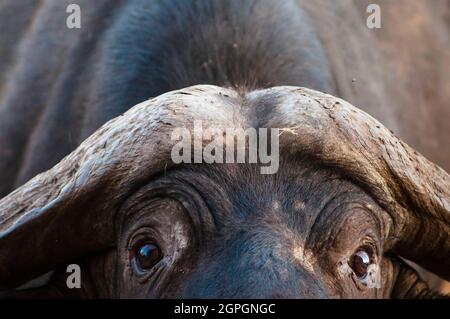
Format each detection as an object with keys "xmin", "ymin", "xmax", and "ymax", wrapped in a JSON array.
[
  {"xmin": 352, "ymin": 250, "xmax": 370, "ymax": 278},
  {"xmin": 137, "ymin": 243, "xmax": 161, "ymax": 270}
]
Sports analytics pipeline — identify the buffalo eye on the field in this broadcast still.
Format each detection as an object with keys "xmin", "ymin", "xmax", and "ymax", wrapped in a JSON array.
[
  {"xmin": 135, "ymin": 243, "xmax": 162, "ymax": 271},
  {"xmin": 349, "ymin": 247, "xmax": 372, "ymax": 278}
]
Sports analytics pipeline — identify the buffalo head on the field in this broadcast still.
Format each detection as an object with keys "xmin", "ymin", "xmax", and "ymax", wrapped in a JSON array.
[{"xmin": 0, "ymin": 85, "xmax": 448, "ymax": 298}]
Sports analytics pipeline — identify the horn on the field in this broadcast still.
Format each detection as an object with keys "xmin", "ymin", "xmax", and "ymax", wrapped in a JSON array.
[
  {"xmin": 259, "ymin": 86, "xmax": 449, "ymax": 281},
  {"xmin": 0, "ymin": 85, "xmax": 239, "ymax": 288},
  {"xmin": 1, "ymin": 85, "xmax": 448, "ymax": 289}
]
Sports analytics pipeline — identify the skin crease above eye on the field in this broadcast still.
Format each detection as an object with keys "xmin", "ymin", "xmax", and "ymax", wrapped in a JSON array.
[{"xmin": 109, "ymin": 161, "xmax": 395, "ymax": 298}]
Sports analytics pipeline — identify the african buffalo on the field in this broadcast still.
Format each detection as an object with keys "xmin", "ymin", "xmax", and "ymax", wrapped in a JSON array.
[{"xmin": 0, "ymin": 0, "xmax": 449, "ymax": 298}]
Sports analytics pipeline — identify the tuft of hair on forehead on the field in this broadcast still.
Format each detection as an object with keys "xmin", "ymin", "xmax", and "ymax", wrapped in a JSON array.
[{"xmin": 99, "ymin": 0, "xmax": 334, "ymax": 105}]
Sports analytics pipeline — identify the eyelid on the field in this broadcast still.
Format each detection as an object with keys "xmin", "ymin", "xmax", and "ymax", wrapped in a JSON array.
[
  {"xmin": 360, "ymin": 239, "xmax": 379, "ymax": 262},
  {"xmin": 325, "ymin": 205, "xmax": 381, "ymax": 245},
  {"xmin": 127, "ymin": 226, "xmax": 158, "ymax": 249}
]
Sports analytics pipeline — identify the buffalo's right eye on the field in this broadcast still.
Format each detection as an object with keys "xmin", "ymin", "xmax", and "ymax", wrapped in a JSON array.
[
  {"xmin": 135, "ymin": 243, "xmax": 162, "ymax": 271},
  {"xmin": 349, "ymin": 247, "xmax": 372, "ymax": 278}
]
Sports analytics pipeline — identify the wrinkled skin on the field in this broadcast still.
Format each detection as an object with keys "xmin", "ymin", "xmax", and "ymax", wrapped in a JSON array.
[
  {"xmin": 0, "ymin": 0, "xmax": 449, "ymax": 298},
  {"xmin": 5, "ymin": 166, "xmax": 434, "ymax": 298},
  {"xmin": 110, "ymin": 166, "xmax": 427, "ymax": 299},
  {"xmin": 0, "ymin": 85, "xmax": 448, "ymax": 298}
]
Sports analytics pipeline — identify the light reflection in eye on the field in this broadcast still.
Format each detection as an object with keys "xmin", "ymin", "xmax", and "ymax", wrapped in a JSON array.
[{"xmin": 350, "ymin": 248, "xmax": 371, "ymax": 278}]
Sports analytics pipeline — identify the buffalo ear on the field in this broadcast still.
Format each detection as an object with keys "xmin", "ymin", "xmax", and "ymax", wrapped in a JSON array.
[{"xmin": 0, "ymin": 168, "xmax": 117, "ymax": 288}]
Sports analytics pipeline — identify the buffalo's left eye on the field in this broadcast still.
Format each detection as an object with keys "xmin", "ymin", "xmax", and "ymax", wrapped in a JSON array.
[
  {"xmin": 349, "ymin": 248, "xmax": 372, "ymax": 278},
  {"xmin": 135, "ymin": 243, "xmax": 162, "ymax": 271}
]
